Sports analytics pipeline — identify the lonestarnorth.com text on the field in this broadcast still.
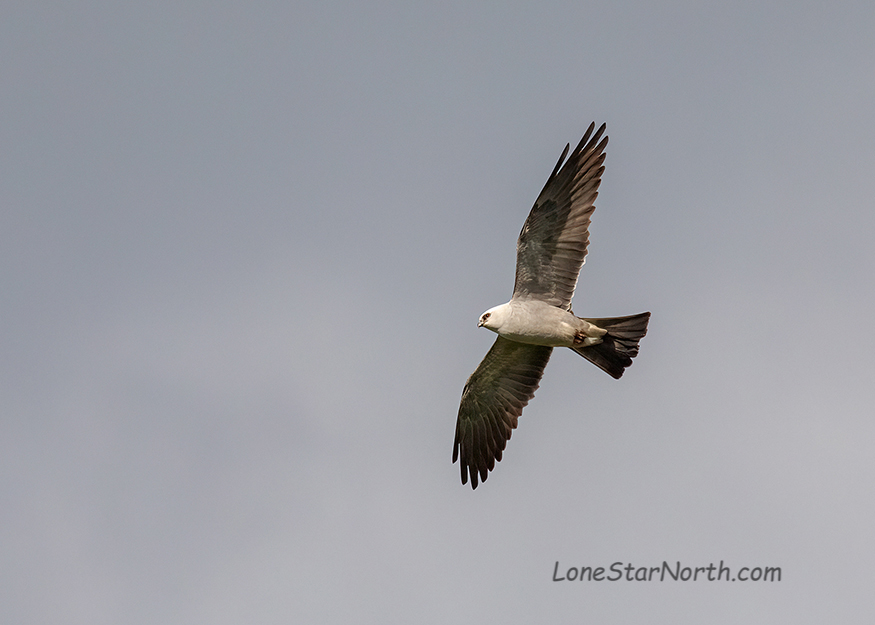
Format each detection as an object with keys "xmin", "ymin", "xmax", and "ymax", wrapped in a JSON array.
[{"xmin": 552, "ymin": 560, "xmax": 781, "ymax": 582}]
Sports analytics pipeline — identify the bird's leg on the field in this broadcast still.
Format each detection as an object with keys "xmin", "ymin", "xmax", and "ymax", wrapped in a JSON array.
[
  {"xmin": 576, "ymin": 335, "xmax": 603, "ymax": 347},
  {"xmin": 573, "ymin": 321, "xmax": 607, "ymax": 347}
]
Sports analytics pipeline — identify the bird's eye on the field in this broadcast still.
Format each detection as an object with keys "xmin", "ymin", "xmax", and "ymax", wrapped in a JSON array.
[{"xmin": 483, "ymin": 313, "xmax": 490, "ymax": 319}]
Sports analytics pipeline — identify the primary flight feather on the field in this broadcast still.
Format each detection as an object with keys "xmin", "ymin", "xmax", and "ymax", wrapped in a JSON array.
[{"xmin": 453, "ymin": 123, "xmax": 650, "ymax": 489}]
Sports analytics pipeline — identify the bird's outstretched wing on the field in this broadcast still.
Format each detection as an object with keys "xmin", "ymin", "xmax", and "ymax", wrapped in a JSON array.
[
  {"xmin": 453, "ymin": 336, "xmax": 552, "ymax": 489},
  {"xmin": 512, "ymin": 122, "xmax": 608, "ymax": 310}
]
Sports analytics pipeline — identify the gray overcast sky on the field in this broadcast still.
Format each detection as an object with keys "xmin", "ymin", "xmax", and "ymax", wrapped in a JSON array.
[{"xmin": 3, "ymin": 1, "xmax": 875, "ymax": 622}]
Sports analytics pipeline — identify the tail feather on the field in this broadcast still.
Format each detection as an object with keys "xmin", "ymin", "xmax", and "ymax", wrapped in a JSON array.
[{"xmin": 571, "ymin": 312, "xmax": 650, "ymax": 379}]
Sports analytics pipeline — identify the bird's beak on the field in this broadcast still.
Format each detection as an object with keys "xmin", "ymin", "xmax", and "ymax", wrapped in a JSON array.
[{"xmin": 477, "ymin": 319, "xmax": 484, "ymax": 327}]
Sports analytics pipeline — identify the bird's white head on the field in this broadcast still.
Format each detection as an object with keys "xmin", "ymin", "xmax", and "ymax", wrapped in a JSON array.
[{"xmin": 477, "ymin": 303, "xmax": 510, "ymax": 333}]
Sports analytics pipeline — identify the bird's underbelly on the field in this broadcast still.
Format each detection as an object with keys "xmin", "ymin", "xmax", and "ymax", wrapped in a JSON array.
[
  {"xmin": 498, "ymin": 327, "xmax": 576, "ymax": 347},
  {"xmin": 498, "ymin": 309, "xmax": 579, "ymax": 347}
]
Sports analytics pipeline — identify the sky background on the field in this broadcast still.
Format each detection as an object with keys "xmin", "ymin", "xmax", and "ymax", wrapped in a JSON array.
[{"xmin": 3, "ymin": 1, "xmax": 875, "ymax": 622}]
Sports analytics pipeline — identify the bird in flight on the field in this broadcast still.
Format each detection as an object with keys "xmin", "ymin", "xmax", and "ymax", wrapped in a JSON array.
[{"xmin": 453, "ymin": 123, "xmax": 650, "ymax": 489}]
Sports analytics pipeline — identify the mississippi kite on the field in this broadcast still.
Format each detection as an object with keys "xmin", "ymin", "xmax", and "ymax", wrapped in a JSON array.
[{"xmin": 453, "ymin": 122, "xmax": 650, "ymax": 489}]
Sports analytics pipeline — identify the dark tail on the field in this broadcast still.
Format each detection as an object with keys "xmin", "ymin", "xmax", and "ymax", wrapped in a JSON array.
[{"xmin": 571, "ymin": 312, "xmax": 650, "ymax": 379}]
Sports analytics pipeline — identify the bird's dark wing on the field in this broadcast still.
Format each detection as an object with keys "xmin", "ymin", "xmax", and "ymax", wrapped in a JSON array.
[
  {"xmin": 512, "ymin": 122, "xmax": 608, "ymax": 310},
  {"xmin": 453, "ymin": 336, "xmax": 552, "ymax": 489}
]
